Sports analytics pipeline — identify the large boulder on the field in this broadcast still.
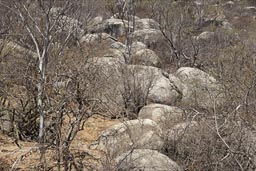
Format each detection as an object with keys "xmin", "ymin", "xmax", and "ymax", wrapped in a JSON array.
[
  {"xmin": 124, "ymin": 65, "xmax": 164, "ymax": 93},
  {"xmin": 50, "ymin": 8, "xmax": 84, "ymax": 38},
  {"xmin": 110, "ymin": 13, "xmax": 140, "ymax": 21},
  {"xmin": 148, "ymin": 76, "xmax": 182, "ymax": 105},
  {"xmin": 244, "ymin": 6, "xmax": 256, "ymax": 13},
  {"xmin": 138, "ymin": 104, "xmax": 184, "ymax": 132},
  {"xmin": 103, "ymin": 48, "xmax": 126, "ymax": 62},
  {"xmin": 80, "ymin": 33, "xmax": 116, "ymax": 46},
  {"xmin": 129, "ymin": 41, "xmax": 147, "ymax": 53},
  {"xmin": 85, "ymin": 57, "xmax": 125, "ymax": 115},
  {"xmin": 86, "ymin": 18, "xmax": 131, "ymax": 38},
  {"xmin": 120, "ymin": 65, "xmax": 164, "ymax": 115},
  {"xmin": 167, "ymin": 121, "xmax": 199, "ymax": 143},
  {"xmin": 110, "ymin": 41, "xmax": 148, "ymax": 62},
  {"xmin": 123, "ymin": 65, "xmax": 181, "ymax": 109},
  {"xmin": 102, "ymin": 18, "xmax": 132, "ymax": 38},
  {"xmin": 165, "ymin": 121, "xmax": 200, "ymax": 156},
  {"xmin": 195, "ymin": 31, "xmax": 215, "ymax": 41},
  {"xmin": 90, "ymin": 119, "xmax": 164, "ymax": 158},
  {"xmin": 174, "ymin": 67, "xmax": 225, "ymax": 108},
  {"xmin": 115, "ymin": 149, "xmax": 182, "ymax": 171},
  {"xmin": 3, "ymin": 41, "xmax": 37, "ymax": 59},
  {"xmin": 130, "ymin": 49, "xmax": 161, "ymax": 67},
  {"xmin": 135, "ymin": 18, "xmax": 160, "ymax": 30},
  {"xmin": 86, "ymin": 63, "xmax": 169, "ymax": 117},
  {"xmin": 87, "ymin": 16, "xmax": 104, "ymax": 33},
  {"xmin": 133, "ymin": 29, "xmax": 163, "ymax": 48},
  {"xmin": 111, "ymin": 41, "xmax": 126, "ymax": 51}
]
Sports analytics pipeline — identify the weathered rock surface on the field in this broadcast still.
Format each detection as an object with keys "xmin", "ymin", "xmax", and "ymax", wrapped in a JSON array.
[
  {"xmin": 0, "ymin": 113, "xmax": 12, "ymax": 133},
  {"xmin": 120, "ymin": 65, "xmax": 165, "ymax": 113},
  {"xmin": 244, "ymin": 6, "xmax": 256, "ymax": 13},
  {"xmin": 135, "ymin": 18, "xmax": 160, "ymax": 30},
  {"xmin": 129, "ymin": 41, "xmax": 148, "ymax": 53},
  {"xmin": 130, "ymin": 49, "xmax": 161, "ymax": 67},
  {"xmin": 167, "ymin": 121, "xmax": 199, "ymax": 143},
  {"xmin": 3, "ymin": 42, "xmax": 37, "ymax": 59},
  {"xmin": 111, "ymin": 41, "xmax": 126, "ymax": 51},
  {"xmin": 174, "ymin": 67, "xmax": 225, "ymax": 108},
  {"xmin": 80, "ymin": 33, "xmax": 116, "ymax": 45},
  {"xmin": 138, "ymin": 104, "xmax": 184, "ymax": 132},
  {"xmin": 50, "ymin": 8, "xmax": 84, "ymax": 37},
  {"xmin": 102, "ymin": 18, "xmax": 132, "ymax": 38},
  {"xmin": 90, "ymin": 119, "xmax": 164, "ymax": 158},
  {"xmin": 125, "ymin": 65, "xmax": 164, "ymax": 91},
  {"xmin": 196, "ymin": 31, "xmax": 215, "ymax": 41},
  {"xmin": 148, "ymin": 76, "xmax": 182, "ymax": 106},
  {"xmin": 133, "ymin": 29, "xmax": 163, "ymax": 48},
  {"xmin": 85, "ymin": 57, "xmax": 125, "ymax": 114},
  {"xmin": 87, "ymin": 16, "xmax": 104, "ymax": 33},
  {"xmin": 110, "ymin": 41, "xmax": 148, "ymax": 62},
  {"xmin": 103, "ymin": 48, "xmax": 126, "ymax": 62},
  {"xmin": 115, "ymin": 149, "xmax": 182, "ymax": 171}
]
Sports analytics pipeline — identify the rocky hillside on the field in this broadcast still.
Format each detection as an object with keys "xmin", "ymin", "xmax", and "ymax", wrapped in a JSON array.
[{"xmin": 0, "ymin": 0, "xmax": 256, "ymax": 170}]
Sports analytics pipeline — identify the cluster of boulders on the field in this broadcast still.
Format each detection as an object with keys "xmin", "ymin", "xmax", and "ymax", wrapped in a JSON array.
[
  {"xmin": 1, "ymin": 5, "xmax": 228, "ymax": 170},
  {"xmin": 3, "ymin": 1, "xmax": 256, "ymax": 170},
  {"xmin": 79, "ymin": 10, "xmax": 227, "ymax": 118},
  {"xmin": 81, "ymin": 12, "xmax": 227, "ymax": 171}
]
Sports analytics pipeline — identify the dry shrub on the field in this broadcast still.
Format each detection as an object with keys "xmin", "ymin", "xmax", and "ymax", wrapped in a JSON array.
[
  {"xmin": 164, "ymin": 117, "xmax": 256, "ymax": 171},
  {"xmin": 0, "ymin": 158, "xmax": 10, "ymax": 171}
]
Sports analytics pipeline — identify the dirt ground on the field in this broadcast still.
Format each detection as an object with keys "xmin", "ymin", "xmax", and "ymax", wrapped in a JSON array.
[{"xmin": 0, "ymin": 115, "xmax": 120, "ymax": 171}]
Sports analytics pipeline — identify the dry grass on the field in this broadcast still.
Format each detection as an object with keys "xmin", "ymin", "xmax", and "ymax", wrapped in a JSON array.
[{"xmin": 0, "ymin": 115, "xmax": 120, "ymax": 171}]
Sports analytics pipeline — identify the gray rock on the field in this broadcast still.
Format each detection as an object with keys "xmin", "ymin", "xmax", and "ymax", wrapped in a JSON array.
[
  {"xmin": 90, "ymin": 119, "xmax": 164, "ymax": 158},
  {"xmin": 224, "ymin": 1, "xmax": 235, "ymax": 8},
  {"xmin": 102, "ymin": 18, "xmax": 132, "ymax": 38},
  {"xmin": 111, "ymin": 41, "xmax": 126, "ymax": 50},
  {"xmin": 111, "ymin": 13, "xmax": 140, "ymax": 21},
  {"xmin": 148, "ymin": 76, "xmax": 181, "ymax": 105},
  {"xmin": 138, "ymin": 104, "xmax": 184, "ymax": 132},
  {"xmin": 135, "ymin": 18, "xmax": 160, "ymax": 30},
  {"xmin": 244, "ymin": 6, "xmax": 256, "ymax": 13},
  {"xmin": 85, "ymin": 57, "xmax": 125, "ymax": 115},
  {"xmin": 133, "ymin": 29, "xmax": 163, "ymax": 48},
  {"xmin": 167, "ymin": 121, "xmax": 199, "ymax": 143},
  {"xmin": 196, "ymin": 31, "xmax": 215, "ymax": 41},
  {"xmin": 4, "ymin": 42, "xmax": 37, "ymax": 59},
  {"xmin": 50, "ymin": 9, "xmax": 84, "ymax": 38},
  {"xmin": 175, "ymin": 67, "xmax": 225, "ymax": 108},
  {"xmin": 115, "ymin": 149, "xmax": 182, "ymax": 171},
  {"xmin": 124, "ymin": 41, "xmax": 148, "ymax": 59},
  {"xmin": 125, "ymin": 65, "xmax": 164, "ymax": 91},
  {"xmin": 222, "ymin": 21, "xmax": 233, "ymax": 30},
  {"xmin": 124, "ymin": 65, "xmax": 181, "ymax": 109},
  {"xmin": 87, "ymin": 16, "xmax": 104, "ymax": 33},
  {"xmin": 120, "ymin": 65, "xmax": 165, "ymax": 113},
  {"xmin": 104, "ymin": 48, "xmax": 126, "ymax": 62},
  {"xmin": 80, "ymin": 33, "xmax": 116, "ymax": 45},
  {"xmin": 130, "ymin": 49, "xmax": 161, "ymax": 67},
  {"xmin": 0, "ymin": 112, "xmax": 13, "ymax": 133},
  {"xmin": 130, "ymin": 41, "xmax": 147, "ymax": 53},
  {"xmin": 87, "ymin": 18, "xmax": 131, "ymax": 38},
  {"xmin": 86, "ymin": 63, "xmax": 169, "ymax": 117},
  {"xmin": 110, "ymin": 41, "xmax": 148, "ymax": 62}
]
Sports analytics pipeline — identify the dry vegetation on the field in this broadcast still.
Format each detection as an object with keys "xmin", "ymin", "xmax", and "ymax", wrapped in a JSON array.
[{"xmin": 0, "ymin": 0, "xmax": 256, "ymax": 171}]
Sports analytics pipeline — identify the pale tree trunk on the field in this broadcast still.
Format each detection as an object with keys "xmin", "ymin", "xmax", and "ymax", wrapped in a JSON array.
[
  {"xmin": 38, "ymin": 50, "xmax": 47, "ymax": 143},
  {"xmin": 38, "ymin": 11, "xmax": 51, "ymax": 143}
]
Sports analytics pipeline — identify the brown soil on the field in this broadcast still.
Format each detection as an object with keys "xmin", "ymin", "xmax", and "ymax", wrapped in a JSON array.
[{"xmin": 0, "ymin": 115, "xmax": 120, "ymax": 171}]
